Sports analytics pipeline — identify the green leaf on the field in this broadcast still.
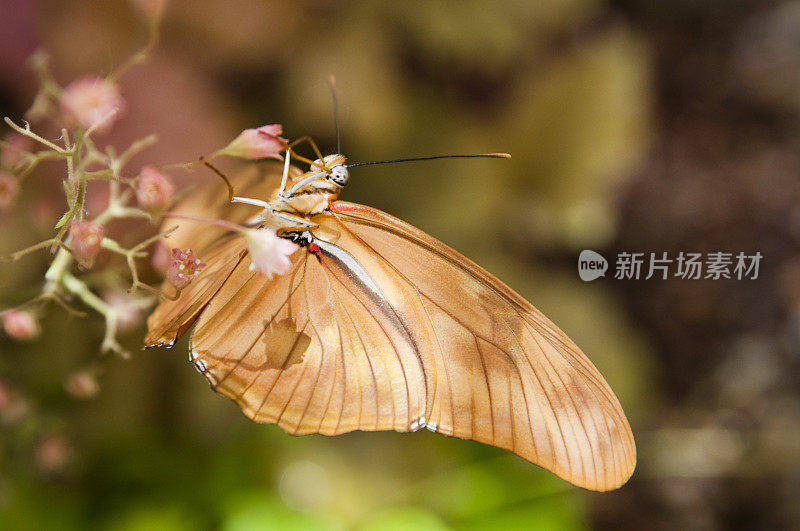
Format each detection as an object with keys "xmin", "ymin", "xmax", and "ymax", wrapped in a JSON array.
[{"xmin": 54, "ymin": 209, "xmax": 72, "ymax": 229}]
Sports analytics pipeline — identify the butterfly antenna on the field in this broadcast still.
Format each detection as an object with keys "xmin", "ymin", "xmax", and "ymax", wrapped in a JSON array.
[
  {"xmin": 329, "ymin": 75, "xmax": 342, "ymax": 154},
  {"xmin": 200, "ymin": 156, "xmax": 234, "ymax": 202},
  {"xmin": 346, "ymin": 153, "xmax": 511, "ymax": 168}
]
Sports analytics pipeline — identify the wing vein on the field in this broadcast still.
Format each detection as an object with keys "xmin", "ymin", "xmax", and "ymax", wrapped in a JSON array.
[
  {"xmin": 253, "ymin": 257, "xmax": 310, "ymax": 421},
  {"xmin": 338, "ymin": 289, "xmax": 391, "ymax": 430},
  {"xmin": 214, "ymin": 256, "xmax": 306, "ymax": 392},
  {"xmin": 499, "ymin": 313, "xmax": 559, "ymax": 473},
  {"xmin": 473, "ymin": 334, "xmax": 495, "ymax": 444},
  {"xmin": 322, "ymin": 260, "xmax": 418, "ymax": 427},
  {"xmin": 522, "ymin": 319, "xmax": 598, "ymax": 488},
  {"xmin": 256, "ymin": 317, "xmax": 310, "ymax": 421}
]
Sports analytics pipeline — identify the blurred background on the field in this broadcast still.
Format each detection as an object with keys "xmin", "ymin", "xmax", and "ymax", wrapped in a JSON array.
[{"xmin": 1, "ymin": 0, "xmax": 798, "ymax": 529}]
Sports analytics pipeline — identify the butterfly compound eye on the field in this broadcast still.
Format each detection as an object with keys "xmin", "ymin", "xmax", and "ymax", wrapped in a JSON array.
[{"xmin": 329, "ymin": 165, "xmax": 349, "ymax": 186}]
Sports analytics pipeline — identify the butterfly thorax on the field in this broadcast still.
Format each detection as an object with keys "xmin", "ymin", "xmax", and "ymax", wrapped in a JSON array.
[
  {"xmin": 270, "ymin": 154, "xmax": 346, "ymax": 217},
  {"xmin": 246, "ymin": 153, "xmax": 348, "ymax": 233}
]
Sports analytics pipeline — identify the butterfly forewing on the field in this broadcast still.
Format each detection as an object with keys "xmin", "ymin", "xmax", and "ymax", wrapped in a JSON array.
[{"xmin": 145, "ymin": 235, "xmax": 247, "ymax": 347}]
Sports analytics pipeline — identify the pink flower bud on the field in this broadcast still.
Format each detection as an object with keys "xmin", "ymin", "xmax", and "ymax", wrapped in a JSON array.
[
  {"xmin": 0, "ymin": 171, "xmax": 19, "ymax": 211},
  {"xmin": 69, "ymin": 221, "xmax": 105, "ymax": 268},
  {"xmin": 60, "ymin": 77, "xmax": 125, "ymax": 133},
  {"xmin": 167, "ymin": 248, "xmax": 205, "ymax": 290},
  {"xmin": 136, "ymin": 165, "xmax": 174, "ymax": 211},
  {"xmin": 35, "ymin": 435, "xmax": 71, "ymax": 474},
  {"xmin": 0, "ymin": 388, "xmax": 30, "ymax": 424},
  {"xmin": 1, "ymin": 134, "xmax": 31, "ymax": 169},
  {"xmin": 245, "ymin": 229, "xmax": 298, "ymax": 278},
  {"xmin": 2, "ymin": 309, "xmax": 40, "ymax": 340},
  {"xmin": 220, "ymin": 124, "xmax": 288, "ymax": 160},
  {"xmin": 64, "ymin": 372, "xmax": 100, "ymax": 399}
]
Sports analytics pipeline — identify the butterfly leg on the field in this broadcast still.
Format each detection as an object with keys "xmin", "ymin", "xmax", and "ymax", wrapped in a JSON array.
[
  {"xmin": 277, "ymin": 147, "xmax": 292, "ymax": 197},
  {"xmin": 278, "ymin": 137, "xmax": 326, "ymax": 192},
  {"xmin": 230, "ymin": 196, "xmax": 276, "ymax": 228},
  {"xmin": 272, "ymin": 211, "xmax": 319, "ymax": 232},
  {"xmin": 288, "ymin": 136, "xmax": 324, "ymax": 162}
]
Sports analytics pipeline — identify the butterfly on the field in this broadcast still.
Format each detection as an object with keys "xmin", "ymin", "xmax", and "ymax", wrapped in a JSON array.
[{"xmin": 145, "ymin": 143, "xmax": 636, "ymax": 491}]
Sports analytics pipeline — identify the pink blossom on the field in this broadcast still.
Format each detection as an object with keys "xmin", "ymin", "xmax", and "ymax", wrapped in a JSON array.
[
  {"xmin": 0, "ymin": 171, "xmax": 19, "ymax": 211},
  {"xmin": 60, "ymin": 77, "xmax": 125, "ymax": 133},
  {"xmin": 1, "ymin": 134, "xmax": 31, "ymax": 169},
  {"xmin": 136, "ymin": 165, "xmax": 174, "ymax": 211},
  {"xmin": 220, "ymin": 124, "xmax": 288, "ymax": 160},
  {"xmin": 70, "ymin": 221, "xmax": 106, "ymax": 268},
  {"xmin": 64, "ymin": 372, "xmax": 100, "ymax": 399},
  {"xmin": 167, "ymin": 248, "xmax": 205, "ymax": 290},
  {"xmin": 0, "ymin": 388, "xmax": 30, "ymax": 423},
  {"xmin": 35, "ymin": 435, "xmax": 71, "ymax": 474},
  {"xmin": 2, "ymin": 309, "xmax": 40, "ymax": 340},
  {"xmin": 245, "ymin": 228, "xmax": 298, "ymax": 278}
]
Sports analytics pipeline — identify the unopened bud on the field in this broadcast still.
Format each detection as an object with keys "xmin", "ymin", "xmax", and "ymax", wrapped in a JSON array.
[
  {"xmin": 70, "ymin": 221, "xmax": 105, "ymax": 268},
  {"xmin": 1, "ymin": 134, "xmax": 31, "ymax": 169},
  {"xmin": 64, "ymin": 372, "xmax": 100, "ymax": 399},
  {"xmin": 1, "ymin": 309, "xmax": 40, "ymax": 340},
  {"xmin": 136, "ymin": 165, "xmax": 174, "ymax": 212}
]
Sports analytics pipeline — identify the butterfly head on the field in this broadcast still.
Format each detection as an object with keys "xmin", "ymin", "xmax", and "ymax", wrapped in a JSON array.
[
  {"xmin": 329, "ymin": 164, "xmax": 350, "ymax": 187},
  {"xmin": 307, "ymin": 154, "xmax": 349, "ymax": 189}
]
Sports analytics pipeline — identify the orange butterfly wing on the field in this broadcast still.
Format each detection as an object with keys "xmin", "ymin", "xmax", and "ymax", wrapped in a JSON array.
[
  {"xmin": 146, "ymin": 197, "xmax": 635, "ymax": 491},
  {"xmin": 184, "ymin": 232, "xmax": 429, "ymax": 436},
  {"xmin": 330, "ymin": 201, "xmax": 636, "ymax": 490},
  {"xmin": 146, "ymin": 163, "xmax": 296, "ymax": 346},
  {"xmin": 146, "ymin": 235, "xmax": 247, "ymax": 347}
]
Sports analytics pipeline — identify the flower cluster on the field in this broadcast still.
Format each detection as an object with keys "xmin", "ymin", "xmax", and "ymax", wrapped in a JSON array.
[
  {"xmin": 0, "ymin": 1, "xmax": 307, "ymax": 483},
  {"xmin": 0, "ymin": 9, "xmax": 299, "ymax": 396}
]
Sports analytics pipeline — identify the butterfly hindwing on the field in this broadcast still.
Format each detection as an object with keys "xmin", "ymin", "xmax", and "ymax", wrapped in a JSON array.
[
  {"xmin": 329, "ymin": 201, "xmax": 636, "ymax": 491},
  {"xmin": 186, "ymin": 220, "xmax": 428, "ymax": 437}
]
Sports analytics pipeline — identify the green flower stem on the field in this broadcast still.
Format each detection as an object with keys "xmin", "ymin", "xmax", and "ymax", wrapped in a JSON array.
[
  {"xmin": 0, "ymin": 239, "xmax": 62, "ymax": 262},
  {"xmin": 45, "ymin": 246, "xmax": 132, "ymax": 356},
  {"xmin": 44, "ymin": 247, "xmax": 73, "ymax": 287},
  {"xmin": 61, "ymin": 271, "xmax": 126, "ymax": 356},
  {"xmin": 4, "ymin": 117, "xmax": 70, "ymax": 154},
  {"xmin": 101, "ymin": 226, "xmax": 177, "ymax": 294}
]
